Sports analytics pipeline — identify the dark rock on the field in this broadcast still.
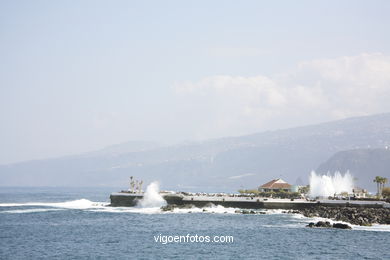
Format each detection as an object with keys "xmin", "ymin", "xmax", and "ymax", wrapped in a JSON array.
[
  {"xmin": 307, "ymin": 221, "xmax": 351, "ymax": 229},
  {"xmin": 332, "ymin": 223, "xmax": 352, "ymax": 229},
  {"xmin": 204, "ymin": 202, "xmax": 215, "ymax": 208},
  {"xmin": 180, "ymin": 204, "xmax": 195, "ymax": 209},
  {"xmin": 307, "ymin": 222, "xmax": 315, "ymax": 228},
  {"xmin": 161, "ymin": 204, "xmax": 177, "ymax": 211},
  {"xmin": 314, "ymin": 221, "xmax": 332, "ymax": 228}
]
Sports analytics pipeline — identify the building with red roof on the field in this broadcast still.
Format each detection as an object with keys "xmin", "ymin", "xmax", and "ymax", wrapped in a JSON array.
[{"xmin": 258, "ymin": 178, "xmax": 292, "ymax": 192}]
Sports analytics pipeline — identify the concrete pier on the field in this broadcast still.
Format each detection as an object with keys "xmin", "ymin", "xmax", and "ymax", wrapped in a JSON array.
[{"xmin": 109, "ymin": 192, "xmax": 389, "ymax": 209}]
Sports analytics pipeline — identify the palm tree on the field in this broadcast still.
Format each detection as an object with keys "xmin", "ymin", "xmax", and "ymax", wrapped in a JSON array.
[
  {"xmin": 374, "ymin": 176, "xmax": 382, "ymax": 197},
  {"xmin": 381, "ymin": 177, "xmax": 388, "ymax": 196},
  {"xmin": 374, "ymin": 176, "xmax": 389, "ymax": 198}
]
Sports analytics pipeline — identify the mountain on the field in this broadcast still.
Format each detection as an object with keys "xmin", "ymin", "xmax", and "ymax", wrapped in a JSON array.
[
  {"xmin": 86, "ymin": 141, "xmax": 162, "ymax": 156},
  {"xmin": 317, "ymin": 148, "xmax": 390, "ymax": 192},
  {"xmin": 1, "ymin": 113, "xmax": 390, "ymax": 192}
]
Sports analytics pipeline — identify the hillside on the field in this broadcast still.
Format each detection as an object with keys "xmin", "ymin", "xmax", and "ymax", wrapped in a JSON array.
[
  {"xmin": 1, "ymin": 113, "xmax": 390, "ymax": 192},
  {"xmin": 317, "ymin": 148, "xmax": 390, "ymax": 192}
]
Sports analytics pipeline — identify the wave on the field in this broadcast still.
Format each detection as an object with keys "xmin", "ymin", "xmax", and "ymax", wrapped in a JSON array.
[
  {"xmin": 1, "ymin": 208, "xmax": 65, "ymax": 214},
  {"xmin": 88, "ymin": 205, "xmax": 239, "ymax": 214},
  {"xmin": 89, "ymin": 207, "xmax": 163, "ymax": 214},
  {"xmin": 0, "ymin": 199, "xmax": 108, "ymax": 209},
  {"xmin": 353, "ymin": 224, "xmax": 390, "ymax": 232},
  {"xmin": 1, "ymin": 200, "xmax": 389, "ymax": 232},
  {"xmin": 170, "ymin": 205, "xmax": 238, "ymax": 214}
]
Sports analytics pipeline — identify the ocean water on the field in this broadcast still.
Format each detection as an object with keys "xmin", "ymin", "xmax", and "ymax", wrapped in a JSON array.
[{"xmin": 0, "ymin": 187, "xmax": 389, "ymax": 259}]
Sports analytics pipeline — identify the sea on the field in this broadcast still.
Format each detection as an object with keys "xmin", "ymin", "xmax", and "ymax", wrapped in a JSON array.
[{"xmin": 1, "ymin": 187, "xmax": 389, "ymax": 259}]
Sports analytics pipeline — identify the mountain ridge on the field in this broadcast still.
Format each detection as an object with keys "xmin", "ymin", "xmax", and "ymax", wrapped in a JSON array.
[
  {"xmin": 317, "ymin": 148, "xmax": 390, "ymax": 192},
  {"xmin": 1, "ymin": 112, "xmax": 390, "ymax": 191}
]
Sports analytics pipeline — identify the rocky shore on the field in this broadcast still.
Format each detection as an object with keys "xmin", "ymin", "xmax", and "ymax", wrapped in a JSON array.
[
  {"xmin": 297, "ymin": 206, "xmax": 390, "ymax": 226},
  {"xmin": 161, "ymin": 204, "xmax": 195, "ymax": 211},
  {"xmin": 161, "ymin": 204, "xmax": 270, "ymax": 214},
  {"xmin": 160, "ymin": 204, "xmax": 390, "ymax": 227}
]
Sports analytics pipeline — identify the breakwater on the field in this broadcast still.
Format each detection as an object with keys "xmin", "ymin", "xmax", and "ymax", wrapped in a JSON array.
[
  {"xmin": 110, "ymin": 192, "xmax": 390, "ymax": 226},
  {"xmin": 109, "ymin": 192, "xmax": 144, "ymax": 207},
  {"xmin": 298, "ymin": 206, "xmax": 390, "ymax": 226},
  {"xmin": 110, "ymin": 192, "xmax": 389, "ymax": 210}
]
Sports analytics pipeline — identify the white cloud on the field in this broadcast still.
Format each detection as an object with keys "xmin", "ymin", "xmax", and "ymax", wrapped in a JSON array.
[
  {"xmin": 173, "ymin": 53, "xmax": 390, "ymax": 139},
  {"xmin": 228, "ymin": 173, "xmax": 256, "ymax": 179}
]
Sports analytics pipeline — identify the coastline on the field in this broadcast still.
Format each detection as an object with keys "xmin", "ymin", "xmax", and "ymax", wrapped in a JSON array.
[{"xmin": 110, "ymin": 191, "xmax": 390, "ymax": 226}]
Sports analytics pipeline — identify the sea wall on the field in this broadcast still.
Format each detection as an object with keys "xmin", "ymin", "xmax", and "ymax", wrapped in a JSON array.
[
  {"xmin": 109, "ymin": 193, "xmax": 143, "ymax": 207},
  {"xmin": 109, "ymin": 193, "xmax": 389, "ymax": 210}
]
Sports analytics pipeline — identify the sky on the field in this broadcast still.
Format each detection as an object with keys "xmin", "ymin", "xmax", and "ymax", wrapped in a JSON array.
[{"xmin": 1, "ymin": 0, "xmax": 390, "ymax": 164}]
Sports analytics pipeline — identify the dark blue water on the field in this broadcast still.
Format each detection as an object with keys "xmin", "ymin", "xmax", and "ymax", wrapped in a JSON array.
[{"xmin": 1, "ymin": 187, "xmax": 389, "ymax": 259}]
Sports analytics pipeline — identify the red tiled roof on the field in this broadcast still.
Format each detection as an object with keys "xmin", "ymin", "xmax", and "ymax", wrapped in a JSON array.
[{"xmin": 260, "ymin": 179, "xmax": 292, "ymax": 189}]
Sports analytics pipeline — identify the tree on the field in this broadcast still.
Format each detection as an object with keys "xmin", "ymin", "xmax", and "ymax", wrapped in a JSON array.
[
  {"xmin": 238, "ymin": 189, "xmax": 259, "ymax": 195},
  {"xmin": 382, "ymin": 187, "xmax": 390, "ymax": 199},
  {"xmin": 298, "ymin": 185, "xmax": 310, "ymax": 194},
  {"xmin": 383, "ymin": 177, "xmax": 388, "ymax": 188},
  {"xmin": 374, "ymin": 176, "xmax": 389, "ymax": 198},
  {"xmin": 374, "ymin": 176, "xmax": 383, "ymax": 197},
  {"xmin": 381, "ymin": 177, "xmax": 388, "ymax": 196}
]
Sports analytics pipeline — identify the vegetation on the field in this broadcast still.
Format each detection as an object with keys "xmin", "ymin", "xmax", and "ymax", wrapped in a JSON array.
[
  {"xmin": 382, "ymin": 187, "xmax": 390, "ymax": 199},
  {"xmin": 237, "ymin": 189, "xmax": 301, "ymax": 199},
  {"xmin": 373, "ymin": 176, "xmax": 388, "ymax": 197},
  {"xmin": 298, "ymin": 185, "xmax": 310, "ymax": 194},
  {"xmin": 238, "ymin": 189, "xmax": 259, "ymax": 194}
]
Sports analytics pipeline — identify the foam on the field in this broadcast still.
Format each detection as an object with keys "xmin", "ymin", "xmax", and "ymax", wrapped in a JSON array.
[
  {"xmin": 309, "ymin": 171, "xmax": 353, "ymax": 198},
  {"xmin": 353, "ymin": 224, "xmax": 390, "ymax": 232},
  {"xmin": 138, "ymin": 182, "xmax": 166, "ymax": 208},
  {"xmin": 88, "ymin": 207, "xmax": 162, "ymax": 214},
  {"xmin": 170, "ymin": 205, "xmax": 238, "ymax": 214},
  {"xmin": 1, "ymin": 208, "xmax": 64, "ymax": 214},
  {"xmin": 0, "ymin": 199, "xmax": 108, "ymax": 209},
  {"xmin": 1, "ymin": 199, "xmax": 390, "ymax": 232}
]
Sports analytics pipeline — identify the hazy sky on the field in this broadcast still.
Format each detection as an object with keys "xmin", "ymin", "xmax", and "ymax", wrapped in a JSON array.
[{"xmin": 1, "ymin": 0, "xmax": 390, "ymax": 164}]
